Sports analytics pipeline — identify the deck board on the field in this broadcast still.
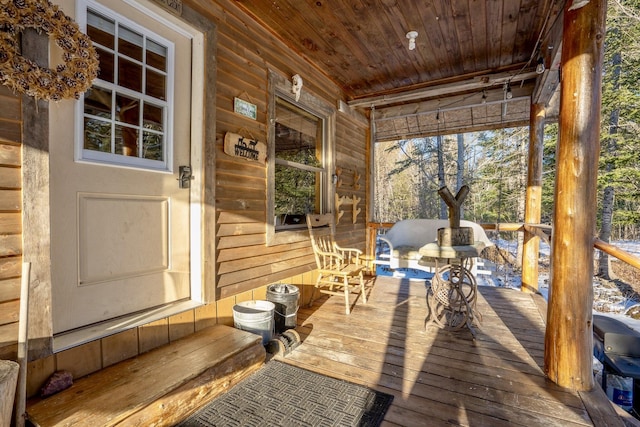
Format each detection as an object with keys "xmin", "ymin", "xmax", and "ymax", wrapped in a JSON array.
[{"xmin": 276, "ymin": 275, "xmax": 625, "ymax": 426}]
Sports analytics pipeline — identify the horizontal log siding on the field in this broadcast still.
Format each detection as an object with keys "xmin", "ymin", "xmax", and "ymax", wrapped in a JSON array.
[
  {"xmin": 0, "ymin": 85, "xmax": 22, "ymax": 360},
  {"xmin": 187, "ymin": 0, "xmax": 368, "ymax": 300},
  {"xmin": 334, "ymin": 112, "xmax": 369, "ymax": 250}
]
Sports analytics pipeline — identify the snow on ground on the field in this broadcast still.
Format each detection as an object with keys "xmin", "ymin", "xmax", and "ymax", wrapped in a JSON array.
[{"xmin": 377, "ymin": 238, "xmax": 640, "ymax": 332}]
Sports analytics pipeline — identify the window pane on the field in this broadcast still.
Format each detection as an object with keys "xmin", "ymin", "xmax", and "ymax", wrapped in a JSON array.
[
  {"xmin": 145, "ymin": 69, "xmax": 166, "ymax": 100},
  {"xmin": 84, "ymin": 117, "xmax": 111, "ymax": 152},
  {"xmin": 85, "ymin": 87, "xmax": 112, "ymax": 118},
  {"xmin": 116, "ymin": 93, "xmax": 140, "ymax": 126},
  {"xmin": 147, "ymin": 39, "xmax": 167, "ymax": 71},
  {"xmin": 87, "ymin": 11, "xmax": 115, "ymax": 49},
  {"xmin": 118, "ymin": 26, "xmax": 143, "ymax": 61},
  {"xmin": 275, "ymin": 164, "xmax": 317, "ymax": 216},
  {"xmin": 275, "ymin": 99, "xmax": 322, "ymax": 168},
  {"xmin": 142, "ymin": 131, "xmax": 163, "ymax": 160},
  {"xmin": 96, "ymin": 48, "xmax": 114, "ymax": 83},
  {"xmin": 143, "ymin": 103, "xmax": 163, "ymax": 131},
  {"xmin": 118, "ymin": 58, "xmax": 142, "ymax": 92},
  {"xmin": 115, "ymin": 125, "xmax": 139, "ymax": 157}
]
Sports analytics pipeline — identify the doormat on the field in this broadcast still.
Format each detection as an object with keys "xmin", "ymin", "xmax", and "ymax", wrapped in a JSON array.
[{"xmin": 176, "ymin": 360, "xmax": 394, "ymax": 427}]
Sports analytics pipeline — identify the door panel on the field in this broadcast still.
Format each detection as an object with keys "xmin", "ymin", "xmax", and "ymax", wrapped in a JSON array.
[{"xmin": 51, "ymin": 0, "xmax": 193, "ymax": 333}]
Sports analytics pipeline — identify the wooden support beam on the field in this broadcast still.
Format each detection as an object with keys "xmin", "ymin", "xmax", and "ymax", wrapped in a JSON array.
[
  {"xmin": 544, "ymin": 0, "xmax": 607, "ymax": 391},
  {"xmin": 521, "ymin": 103, "xmax": 545, "ymax": 294},
  {"xmin": 348, "ymin": 70, "xmax": 538, "ymax": 108}
]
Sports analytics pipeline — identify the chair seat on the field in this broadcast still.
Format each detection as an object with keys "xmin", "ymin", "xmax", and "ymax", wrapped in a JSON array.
[{"xmin": 318, "ymin": 264, "xmax": 364, "ymax": 276}]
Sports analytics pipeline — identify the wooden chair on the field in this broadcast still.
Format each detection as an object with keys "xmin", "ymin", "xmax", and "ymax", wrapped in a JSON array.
[{"xmin": 306, "ymin": 213, "xmax": 366, "ymax": 314}]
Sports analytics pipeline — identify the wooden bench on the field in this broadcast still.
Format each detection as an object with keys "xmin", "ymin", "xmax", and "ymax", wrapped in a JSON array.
[
  {"xmin": 377, "ymin": 219, "xmax": 494, "ymax": 275},
  {"xmin": 26, "ymin": 325, "xmax": 266, "ymax": 426}
]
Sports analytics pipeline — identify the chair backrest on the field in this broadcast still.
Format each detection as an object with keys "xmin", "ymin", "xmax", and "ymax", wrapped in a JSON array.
[{"xmin": 306, "ymin": 214, "xmax": 339, "ymax": 269}]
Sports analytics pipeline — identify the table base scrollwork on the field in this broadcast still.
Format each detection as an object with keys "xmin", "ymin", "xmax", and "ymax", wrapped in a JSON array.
[{"xmin": 425, "ymin": 260, "xmax": 481, "ymax": 338}]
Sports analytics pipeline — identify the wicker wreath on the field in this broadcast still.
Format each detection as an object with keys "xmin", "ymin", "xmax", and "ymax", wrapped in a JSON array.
[{"xmin": 0, "ymin": 0, "xmax": 99, "ymax": 101}]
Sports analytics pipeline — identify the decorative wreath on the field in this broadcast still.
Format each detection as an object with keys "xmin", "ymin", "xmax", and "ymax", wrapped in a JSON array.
[{"xmin": 0, "ymin": 0, "xmax": 99, "ymax": 101}]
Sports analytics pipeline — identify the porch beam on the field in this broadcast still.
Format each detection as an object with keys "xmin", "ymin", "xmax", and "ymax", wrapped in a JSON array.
[
  {"xmin": 521, "ymin": 103, "xmax": 545, "ymax": 294},
  {"xmin": 348, "ymin": 70, "xmax": 538, "ymax": 109},
  {"xmin": 544, "ymin": 0, "xmax": 607, "ymax": 391}
]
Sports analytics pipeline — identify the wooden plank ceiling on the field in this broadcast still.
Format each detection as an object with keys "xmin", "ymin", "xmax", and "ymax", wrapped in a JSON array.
[{"xmin": 234, "ymin": 0, "xmax": 565, "ymax": 140}]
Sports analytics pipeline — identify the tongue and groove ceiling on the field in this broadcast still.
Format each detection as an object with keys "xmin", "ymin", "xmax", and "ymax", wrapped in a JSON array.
[{"xmin": 234, "ymin": 0, "xmax": 565, "ymax": 140}]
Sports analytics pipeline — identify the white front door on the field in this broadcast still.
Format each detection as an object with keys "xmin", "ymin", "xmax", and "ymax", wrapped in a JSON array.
[{"xmin": 50, "ymin": 0, "xmax": 197, "ymax": 334}]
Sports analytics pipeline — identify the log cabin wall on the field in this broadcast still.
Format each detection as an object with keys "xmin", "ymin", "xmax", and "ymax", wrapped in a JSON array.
[
  {"xmin": 0, "ymin": 0, "xmax": 368, "ymax": 398},
  {"xmin": 0, "ymin": 86, "xmax": 22, "ymax": 361},
  {"xmin": 188, "ymin": 0, "xmax": 369, "ymax": 299}
]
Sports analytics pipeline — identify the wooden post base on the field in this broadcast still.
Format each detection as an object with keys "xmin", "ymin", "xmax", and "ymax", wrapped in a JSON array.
[{"xmin": 437, "ymin": 227, "xmax": 474, "ymax": 246}]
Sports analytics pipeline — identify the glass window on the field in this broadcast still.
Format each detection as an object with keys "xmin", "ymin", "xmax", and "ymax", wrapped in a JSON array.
[
  {"xmin": 80, "ymin": 6, "xmax": 172, "ymax": 170},
  {"xmin": 274, "ymin": 97, "xmax": 325, "ymax": 230},
  {"xmin": 266, "ymin": 71, "xmax": 335, "ymax": 245}
]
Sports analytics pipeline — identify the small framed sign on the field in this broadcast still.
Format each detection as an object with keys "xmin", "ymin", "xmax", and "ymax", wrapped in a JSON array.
[{"xmin": 234, "ymin": 97, "xmax": 257, "ymax": 120}]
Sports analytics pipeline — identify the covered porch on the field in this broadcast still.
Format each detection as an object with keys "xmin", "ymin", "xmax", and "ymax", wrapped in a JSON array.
[{"xmin": 0, "ymin": 0, "xmax": 627, "ymax": 425}]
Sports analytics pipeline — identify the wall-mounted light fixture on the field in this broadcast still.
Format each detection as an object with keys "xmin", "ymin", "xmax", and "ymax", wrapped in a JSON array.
[
  {"xmin": 406, "ymin": 31, "xmax": 418, "ymax": 50},
  {"xmin": 504, "ymin": 82, "xmax": 513, "ymax": 99},
  {"xmin": 536, "ymin": 57, "xmax": 546, "ymax": 74}
]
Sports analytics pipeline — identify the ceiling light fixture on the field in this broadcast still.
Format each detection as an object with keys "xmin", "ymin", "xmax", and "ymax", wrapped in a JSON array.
[
  {"xmin": 406, "ymin": 31, "xmax": 418, "ymax": 50},
  {"xmin": 481, "ymin": 90, "xmax": 487, "ymax": 104},
  {"xmin": 536, "ymin": 57, "xmax": 545, "ymax": 74}
]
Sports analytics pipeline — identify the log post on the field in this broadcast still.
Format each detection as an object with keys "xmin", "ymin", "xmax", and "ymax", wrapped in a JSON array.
[
  {"xmin": 521, "ymin": 103, "xmax": 545, "ymax": 293},
  {"xmin": 544, "ymin": 0, "xmax": 607, "ymax": 391}
]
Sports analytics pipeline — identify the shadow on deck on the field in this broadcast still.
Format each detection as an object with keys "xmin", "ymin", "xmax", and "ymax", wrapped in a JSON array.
[{"xmin": 277, "ymin": 274, "xmax": 631, "ymax": 427}]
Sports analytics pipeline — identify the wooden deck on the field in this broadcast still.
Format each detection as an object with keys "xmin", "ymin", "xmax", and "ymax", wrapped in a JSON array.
[{"xmin": 276, "ymin": 274, "xmax": 629, "ymax": 427}]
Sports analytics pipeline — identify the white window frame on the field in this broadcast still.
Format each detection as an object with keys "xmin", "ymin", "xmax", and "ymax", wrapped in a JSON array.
[
  {"xmin": 266, "ymin": 70, "xmax": 336, "ymax": 246},
  {"xmin": 74, "ymin": 0, "xmax": 175, "ymax": 172}
]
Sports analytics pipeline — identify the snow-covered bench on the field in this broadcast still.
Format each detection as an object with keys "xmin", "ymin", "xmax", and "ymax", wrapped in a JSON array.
[{"xmin": 377, "ymin": 219, "xmax": 494, "ymax": 274}]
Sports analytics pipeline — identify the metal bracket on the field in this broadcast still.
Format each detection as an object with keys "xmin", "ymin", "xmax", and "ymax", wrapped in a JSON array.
[{"xmin": 178, "ymin": 165, "xmax": 194, "ymax": 189}]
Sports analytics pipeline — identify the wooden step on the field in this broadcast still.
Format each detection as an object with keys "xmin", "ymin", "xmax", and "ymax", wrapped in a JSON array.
[{"xmin": 26, "ymin": 325, "xmax": 266, "ymax": 426}]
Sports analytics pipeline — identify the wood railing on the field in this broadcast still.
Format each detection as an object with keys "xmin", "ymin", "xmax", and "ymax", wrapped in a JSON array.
[
  {"xmin": 366, "ymin": 221, "xmax": 640, "ymax": 271},
  {"xmin": 594, "ymin": 238, "xmax": 640, "ymax": 270}
]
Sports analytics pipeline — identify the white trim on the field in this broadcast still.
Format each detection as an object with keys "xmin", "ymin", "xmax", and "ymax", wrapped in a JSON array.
[{"xmin": 122, "ymin": 0, "xmax": 197, "ymax": 38}]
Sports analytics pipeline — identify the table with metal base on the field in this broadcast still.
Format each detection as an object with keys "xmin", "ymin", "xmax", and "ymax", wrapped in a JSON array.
[{"xmin": 419, "ymin": 242, "xmax": 484, "ymax": 338}]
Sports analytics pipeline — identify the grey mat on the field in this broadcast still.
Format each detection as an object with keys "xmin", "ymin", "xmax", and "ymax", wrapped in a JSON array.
[{"xmin": 176, "ymin": 360, "xmax": 393, "ymax": 427}]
